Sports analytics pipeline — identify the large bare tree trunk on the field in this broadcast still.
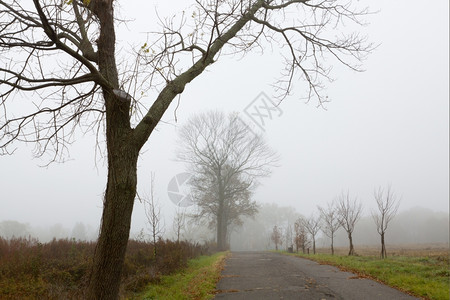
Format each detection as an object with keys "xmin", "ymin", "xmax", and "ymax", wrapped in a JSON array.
[
  {"xmin": 87, "ymin": 149, "xmax": 138, "ymax": 299},
  {"xmin": 86, "ymin": 74, "xmax": 138, "ymax": 298},
  {"xmin": 86, "ymin": 1, "xmax": 138, "ymax": 298},
  {"xmin": 217, "ymin": 178, "xmax": 227, "ymax": 251},
  {"xmin": 217, "ymin": 221, "xmax": 227, "ymax": 251},
  {"xmin": 221, "ymin": 220, "xmax": 228, "ymax": 250},
  {"xmin": 216, "ymin": 203, "xmax": 224, "ymax": 250}
]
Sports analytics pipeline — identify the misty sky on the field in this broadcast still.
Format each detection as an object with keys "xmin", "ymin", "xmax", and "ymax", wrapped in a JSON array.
[{"xmin": 1, "ymin": 0, "xmax": 448, "ymax": 235}]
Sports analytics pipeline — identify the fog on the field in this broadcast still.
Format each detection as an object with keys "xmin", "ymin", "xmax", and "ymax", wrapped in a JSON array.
[
  {"xmin": 1, "ymin": 0, "xmax": 448, "ymax": 245},
  {"xmin": 1, "ymin": 203, "xmax": 448, "ymax": 254},
  {"xmin": 230, "ymin": 204, "xmax": 449, "ymax": 251}
]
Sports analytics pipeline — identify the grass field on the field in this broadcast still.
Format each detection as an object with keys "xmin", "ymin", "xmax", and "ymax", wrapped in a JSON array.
[
  {"xmin": 134, "ymin": 251, "xmax": 228, "ymax": 300},
  {"xmin": 284, "ymin": 244, "xmax": 449, "ymax": 300}
]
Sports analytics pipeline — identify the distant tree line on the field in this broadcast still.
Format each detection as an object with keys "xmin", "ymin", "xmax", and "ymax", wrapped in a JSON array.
[
  {"xmin": 274, "ymin": 187, "xmax": 397, "ymax": 257},
  {"xmin": 0, "ymin": 220, "xmax": 97, "ymax": 242},
  {"xmin": 230, "ymin": 190, "xmax": 448, "ymax": 258}
]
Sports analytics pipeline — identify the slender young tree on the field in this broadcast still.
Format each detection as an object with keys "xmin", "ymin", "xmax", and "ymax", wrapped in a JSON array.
[
  {"xmin": 294, "ymin": 217, "xmax": 309, "ymax": 254},
  {"xmin": 372, "ymin": 185, "xmax": 400, "ymax": 259},
  {"xmin": 337, "ymin": 191, "xmax": 363, "ymax": 256},
  {"xmin": 302, "ymin": 214, "xmax": 321, "ymax": 254},
  {"xmin": 318, "ymin": 201, "xmax": 341, "ymax": 255},
  {"xmin": 294, "ymin": 219, "xmax": 300, "ymax": 253},
  {"xmin": 139, "ymin": 174, "xmax": 165, "ymax": 260},
  {"xmin": 172, "ymin": 207, "xmax": 186, "ymax": 243},
  {"xmin": 0, "ymin": 1, "xmax": 373, "ymax": 297},
  {"xmin": 271, "ymin": 225, "xmax": 282, "ymax": 251},
  {"xmin": 285, "ymin": 223, "xmax": 293, "ymax": 250}
]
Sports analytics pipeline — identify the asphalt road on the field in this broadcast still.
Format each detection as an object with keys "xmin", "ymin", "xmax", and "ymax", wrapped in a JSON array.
[{"xmin": 215, "ymin": 252, "xmax": 418, "ymax": 300}]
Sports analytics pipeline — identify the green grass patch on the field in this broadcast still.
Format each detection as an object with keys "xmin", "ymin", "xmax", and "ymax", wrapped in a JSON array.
[
  {"xmin": 133, "ymin": 251, "xmax": 228, "ymax": 300},
  {"xmin": 283, "ymin": 252, "xmax": 449, "ymax": 300}
]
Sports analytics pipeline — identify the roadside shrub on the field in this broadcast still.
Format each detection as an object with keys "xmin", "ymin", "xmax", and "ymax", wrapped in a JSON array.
[{"xmin": 0, "ymin": 236, "xmax": 212, "ymax": 298}]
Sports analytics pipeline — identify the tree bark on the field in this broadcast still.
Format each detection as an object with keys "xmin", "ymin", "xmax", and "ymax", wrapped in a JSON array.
[
  {"xmin": 216, "ymin": 203, "xmax": 224, "ymax": 250},
  {"xmin": 221, "ymin": 220, "xmax": 228, "ymax": 250},
  {"xmin": 87, "ymin": 147, "xmax": 138, "ymax": 299},
  {"xmin": 87, "ymin": 58, "xmax": 137, "ymax": 299},
  {"xmin": 153, "ymin": 227, "xmax": 157, "ymax": 260},
  {"xmin": 331, "ymin": 235, "xmax": 334, "ymax": 255},
  {"xmin": 217, "ymin": 175, "xmax": 227, "ymax": 251},
  {"xmin": 348, "ymin": 232, "xmax": 355, "ymax": 256},
  {"xmin": 381, "ymin": 232, "xmax": 386, "ymax": 259},
  {"xmin": 86, "ymin": 1, "xmax": 139, "ymax": 298}
]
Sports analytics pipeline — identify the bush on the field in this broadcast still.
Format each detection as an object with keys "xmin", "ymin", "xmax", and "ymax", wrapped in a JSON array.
[{"xmin": 0, "ymin": 236, "xmax": 211, "ymax": 298}]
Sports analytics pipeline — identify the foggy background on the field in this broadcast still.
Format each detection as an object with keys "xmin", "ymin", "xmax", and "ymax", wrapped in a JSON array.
[{"xmin": 1, "ymin": 0, "xmax": 448, "ymax": 249}]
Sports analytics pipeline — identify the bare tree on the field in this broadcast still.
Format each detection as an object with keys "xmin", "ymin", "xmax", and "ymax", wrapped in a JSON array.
[
  {"xmin": 318, "ymin": 201, "xmax": 340, "ymax": 255},
  {"xmin": 294, "ymin": 217, "xmax": 309, "ymax": 254},
  {"xmin": 178, "ymin": 111, "xmax": 275, "ymax": 250},
  {"xmin": 0, "ymin": 0, "xmax": 373, "ymax": 297},
  {"xmin": 190, "ymin": 165, "xmax": 260, "ymax": 249},
  {"xmin": 337, "ymin": 191, "xmax": 363, "ymax": 256},
  {"xmin": 303, "ymin": 214, "xmax": 321, "ymax": 254},
  {"xmin": 285, "ymin": 223, "xmax": 293, "ymax": 251},
  {"xmin": 372, "ymin": 185, "xmax": 400, "ymax": 259},
  {"xmin": 172, "ymin": 207, "xmax": 186, "ymax": 243},
  {"xmin": 139, "ymin": 174, "xmax": 165, "ymax": 260},
  {"xmin": 190, "ymin": 165, "xmax": 260, "ymax": 250},
  {"xmin": 271, "ymin": 225, "xmax": 282, "ymax": 251}
]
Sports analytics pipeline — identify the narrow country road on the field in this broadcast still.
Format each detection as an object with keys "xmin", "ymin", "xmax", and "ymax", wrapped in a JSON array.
[{"xmin": 215, "ymin": 252, "xmax": 418, "ymax": 300}]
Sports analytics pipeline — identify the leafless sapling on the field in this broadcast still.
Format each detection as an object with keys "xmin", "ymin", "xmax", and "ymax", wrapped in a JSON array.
[
  {"xmin": 294, "ymin": 217, "xmax": 309, "ymax": 254},
  {"xmin": 139, "ymin": 174, "xmax": 165, "ymax": 260},
  {"xmin": 172, "ymin": 207, "xmax": 186, "ymax": 243},
  {"xmin": 372, "ymin": 185, "xmax": 400, "ymax": 259},
  {"xmin": 285, "ymin": 223, "xmax": 294, "ymax": 251},
  {"xmin": 302, "ymin": 214, "xmax": 321, "ymax": 254},
  {"xmin": 318, "ymin": 201, "xmax": 341, "ymax": 255},
  {"xmin": 271, "ymin": 225, "xmax": 283, "ymax": 251},
  {"xmin": 337, "ymin": 191, "xmax": 363, "ymax": 256}
]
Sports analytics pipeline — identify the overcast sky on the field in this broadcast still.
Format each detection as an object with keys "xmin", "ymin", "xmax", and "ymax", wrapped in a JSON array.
[{"xmin": 1, "ymin": 0, "xmax": 448, "ymax": 235}]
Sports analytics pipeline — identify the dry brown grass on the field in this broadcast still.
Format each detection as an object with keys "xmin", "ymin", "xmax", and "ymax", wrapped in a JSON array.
[{"xmin": 0, "ymin": 237, "xmax": 212, "ymax": 299}]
